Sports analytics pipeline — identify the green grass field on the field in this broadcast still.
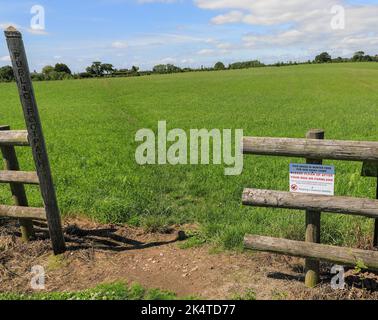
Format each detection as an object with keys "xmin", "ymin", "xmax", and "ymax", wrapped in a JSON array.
[
  {"xmin": 1, "ymin": 62, "xmax": 377, "ymax": 249},
  {"xmin": 0, "ymin": 282, "xmax": 186, "ymax": 300}
]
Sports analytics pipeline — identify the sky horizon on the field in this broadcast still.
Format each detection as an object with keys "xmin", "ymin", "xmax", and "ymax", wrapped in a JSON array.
[{"xmin": 1, "ymin": 0, "xmax": 378, "ymax": 72}]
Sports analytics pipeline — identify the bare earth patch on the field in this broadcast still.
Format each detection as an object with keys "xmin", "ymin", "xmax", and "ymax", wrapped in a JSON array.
[{"xmin": 0, "ymin": 217, "xmax": 377, "ymax": 300}]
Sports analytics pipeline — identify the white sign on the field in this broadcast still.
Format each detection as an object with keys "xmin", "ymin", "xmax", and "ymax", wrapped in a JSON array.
[{"xmin": 290, "ymin": 163, "xmax": 335, "ymax": 196}]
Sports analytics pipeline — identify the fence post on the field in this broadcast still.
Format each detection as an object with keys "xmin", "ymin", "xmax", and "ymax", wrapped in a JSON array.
[
  {"xmin": 4, "ymin": 27, "xmax": 66, "ymax": 254},
  {"xmin": 0, "ymin": 125, "xmax": 35, "ymax": 241},
  {"xmin": 374, "ymin": 177, "xmax": 378, "ymax": 248},
  {"xmin": 304, "ymin": 129, "xmax": 324, "ymax": 288}
]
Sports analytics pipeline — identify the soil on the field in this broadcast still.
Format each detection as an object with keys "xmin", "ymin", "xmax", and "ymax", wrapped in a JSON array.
[{"xmin": 0, "ymin": 217, "xmax": 377, "ymax": 300}]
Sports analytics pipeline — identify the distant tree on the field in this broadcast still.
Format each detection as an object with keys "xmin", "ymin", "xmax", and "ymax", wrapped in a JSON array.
[
  {"xmin": 352, "ymin": 51, "xmax": 374, "ymax": 62},
  {"xmin": 153, "ymin": 64, "xmax": 166, "ymax": 74},
  {"xmin": 214, "ymin": 61, "xmax": 225, "ymax": 70},
  {"xmin": 167, "ymin": 64, "xmax": 181, "ymax": 73},
  {"xmin": 229, "ymin": 60, "xmax": 264, "ymax": 69},
  {"xmin": 86, "ymin": 61, "xmax": 104, "ymax": 77},
  {"xmin": 101, "ymin": 63, "xmax": 115, "ymax": 75},
  {"xmin": 78, "ymin": 72, "xmax": 93, "ymax": 78},
  {"xmin": 352, "ymin": 51, "xmax": 365, "ymax": 62},
  {"xmin": 30, "ymin": 72, "xmax": 44, "ymax": 81},
  {"xmin": 131, "ymin": 65, "xmax": 139, "ymax": 74},
  {"xmin": 42, "ymin": 65, "xmax": 55, "ymax": 75},
  {"xmin": 153, "ymin": 64, "xmax": 181, "ymax": 74},
  {"xmin": 54, "ymin": 63, "xmax": 71, "ymax": 74},
  {"xmin": 0, "ymin": 66, "xmax": 14, "ymax": 82},
  {"xmin": 315, "ymin": 52, "xmax": 332, "ymax": 63}
]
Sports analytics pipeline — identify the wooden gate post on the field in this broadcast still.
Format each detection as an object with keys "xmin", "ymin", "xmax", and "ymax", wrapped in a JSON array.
[
  {"xmin": 4, "ymin": 27, "xmax": 66, "ymax": 254},
  {"xmin": 374, "ymin": 177, "xmax": 378, "ymax": 248},
  {"xmin": 304, "ymin": 129, "xmax": 324, "ymax": 288},
  {"xmin": 0, "ymin": 125, "xmax": 35, "ymax": 241}
]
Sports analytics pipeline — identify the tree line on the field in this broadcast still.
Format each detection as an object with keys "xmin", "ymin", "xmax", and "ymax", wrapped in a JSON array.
[{"xmin": 0, "ymin": 51, "xmax": 377, "ymax": 83}]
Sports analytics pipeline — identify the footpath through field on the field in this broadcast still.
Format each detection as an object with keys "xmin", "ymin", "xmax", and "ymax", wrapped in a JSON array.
[{"xmin": 0, "ymin": 217, "xmax": 377, "ymax": 300}]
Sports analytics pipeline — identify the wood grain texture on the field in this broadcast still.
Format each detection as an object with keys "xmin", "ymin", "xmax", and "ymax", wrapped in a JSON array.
[
  {"xmin": 374, "ymin": 178, "xmax": 378, "ymax": 248},
  {"xmin": 304, "ymin": 129, "xmax": 323, "ymax": 288},
  {"xmin": 0, "ymin": 205, "xmax": 46, "ymax": 220},
  {"xmin": 243, "ymin": 136, "xmax": 378, "ymax": 161},
  {"xmin": 5, "ymin": 28, "xmax": 66, "ymax": 254},
  {"xmin": 242, "ymin": 188, "xmax": 378, "ymax": 218},
  {"xmin": 244, "ymin": 235, "xmax": 378, "ymax": 270},
  {"xmin": 0, "ymin": 130, "xmax": 29, "ymax": 146},
  {"xmin": 0, "ymin": 170, "xmax": 39, "ymax": 184},
  {"xmin": 0, "ymin": 125, "xmax": 35, "ymax": 241}
]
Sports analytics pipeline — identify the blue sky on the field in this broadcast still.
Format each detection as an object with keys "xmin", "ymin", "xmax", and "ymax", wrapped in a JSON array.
[{"xmin": 1, "ymin": 0, "xmax": 378, "ymax": 72}]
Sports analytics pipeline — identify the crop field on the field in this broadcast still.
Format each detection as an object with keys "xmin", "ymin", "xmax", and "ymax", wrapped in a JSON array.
[{"xmin": 0, "ymin": 62, "xmax": 377, "ymax": 250}]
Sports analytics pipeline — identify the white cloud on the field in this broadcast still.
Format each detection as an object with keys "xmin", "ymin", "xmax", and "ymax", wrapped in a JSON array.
[
  {"xmin": 211, "ymin": 11, "xmax": 244, "ymax": 25},
  {"xmin": 27, "ymin": 28, "xmax": 49, "ymax": 35},
  {"xmin": 112, "ymin": 41, "xmax": 128, "ymax": 49},
  {"xmin": 195, "ymin": 0, "xmax": 378, "ymax": 57},
  {"xmin": 181, "ymin": 58, "xmax": 195, "ymax": 64},
  {"xmin": 0, "ymin": 55, "xmax": 11, "ymax": 62},
  {"xmin": 159, "ymin": 57, "xmax": 177, "ymax": 63},
  {"xmin": 197, "ymin": 49, "xmax": 215, "ymax": 55}
]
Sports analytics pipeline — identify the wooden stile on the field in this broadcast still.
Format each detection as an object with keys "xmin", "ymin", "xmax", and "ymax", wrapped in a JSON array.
[
  {"xmin": 0, "ymin": 125, "xmax": 35, "ymax": 241},
  {"xmin": 0, "ymin": 130, "xmax": 29, "ymax": 146},
  {"xmin": 0, "ymin": 205, "xmax": 46, "ymax": 220},
  {"xmin": 0, "ymin": 170, "xmax": 39, "ymax": 184},
  {"xmin": 4, "ymin": 27, "xmax": 66, "ymax": 254}
]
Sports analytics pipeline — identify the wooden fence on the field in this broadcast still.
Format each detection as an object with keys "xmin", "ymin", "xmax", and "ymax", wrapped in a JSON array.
[
  {"xmin": 242, "ymin": 129, "xmax": 378, "ymax": 287},
  {"xmin": 0, "ymin": 27, "xmax": 65, "ymax": 255}
]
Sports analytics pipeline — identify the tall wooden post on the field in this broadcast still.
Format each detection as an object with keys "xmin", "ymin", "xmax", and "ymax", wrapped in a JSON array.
[
  {"xmin": 304, "ymin": 129, "xmax": 324, "ymax": 288},
  {"xmin": 4, "ymin": 27, "xmax": 66, "ymax": 254},
  {"xmin": 374, "ymin": 177, "xmax": 378, "ymax": 248},
  {"xmin": 0, "ymin": 125, "xmax": 35, "ymax": 241}
]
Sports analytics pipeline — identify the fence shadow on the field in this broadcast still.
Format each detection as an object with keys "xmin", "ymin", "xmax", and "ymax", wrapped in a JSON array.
[{"xmin": 59, "ymin": 224, "xmax": 185, "ymax": 252}]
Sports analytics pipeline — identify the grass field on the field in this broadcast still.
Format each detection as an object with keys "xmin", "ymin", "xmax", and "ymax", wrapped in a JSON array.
[
  {"xmin": 0, "ymin": 282, "xmax": 186, "ymax": 300},
  {"xmin": 0, "ymin": 62, "xmax": 377, "ymax": 250}
]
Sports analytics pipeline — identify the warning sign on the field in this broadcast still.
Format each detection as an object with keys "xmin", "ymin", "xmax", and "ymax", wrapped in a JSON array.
[{"xmin": 289, "ymin": 163, "xmax": 335, "ymax": 196}]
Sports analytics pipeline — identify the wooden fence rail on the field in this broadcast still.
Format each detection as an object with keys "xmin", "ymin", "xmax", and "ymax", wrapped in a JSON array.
[
  {"xmin": 242, "ymin": 129, "xmax": 378, "ymax": 288},
  {"xmin": 0, "ymin": 170, "xmax": 39, "ymax": 184},
  {"xmin": 244, "ymin": 235, "xmax": 378, "ymax": 271},
  {"xmin": 243, "ymin": 137, "xmax": 378, "ymax": 162},
  {"xmin": 0, "ymin": 130, "xmax": 29, "ymax": 146},
  {"xmin": 0, "ymin": 205, "xmax": 46, "ymax": 220},
  {"xmin": 242, "ymin": 188, "xmax": 378, "ymax": 219}
]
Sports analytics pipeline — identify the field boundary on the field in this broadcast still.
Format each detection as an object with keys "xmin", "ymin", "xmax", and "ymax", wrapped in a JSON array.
[{"xmin": 242, "ymin": 129, "xmax": 378, "ymax": 287}]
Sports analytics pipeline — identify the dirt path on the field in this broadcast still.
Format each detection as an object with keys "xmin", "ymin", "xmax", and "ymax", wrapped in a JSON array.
[{"xmin": 1, "ymin": 218, "xmax": 377, "ymax": 300}]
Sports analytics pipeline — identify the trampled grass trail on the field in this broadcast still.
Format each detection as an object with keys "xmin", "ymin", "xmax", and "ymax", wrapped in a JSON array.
[{"xmin": 0, "ymin": 63, "xmax": 377, "ymax": 249}]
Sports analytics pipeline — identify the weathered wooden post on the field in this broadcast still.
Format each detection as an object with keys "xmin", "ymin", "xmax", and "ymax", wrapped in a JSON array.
[
  {"xmin": 0, "ymin": 125, "xmax": 35, "ymax": 241},
  {"xmin": 304, "ymin": 129, "xmax": 324, "ymax": 288},
  {"xmin": 361, "ymin": 161, "xmax": 378, "ymax": 248},
  {"xmin": 4, "ymin": 26, "xmax": 66, "ymax": 254},
  {"xmin": 374, "ymin": 177, "xmax": 378, "ymax": 248}
]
